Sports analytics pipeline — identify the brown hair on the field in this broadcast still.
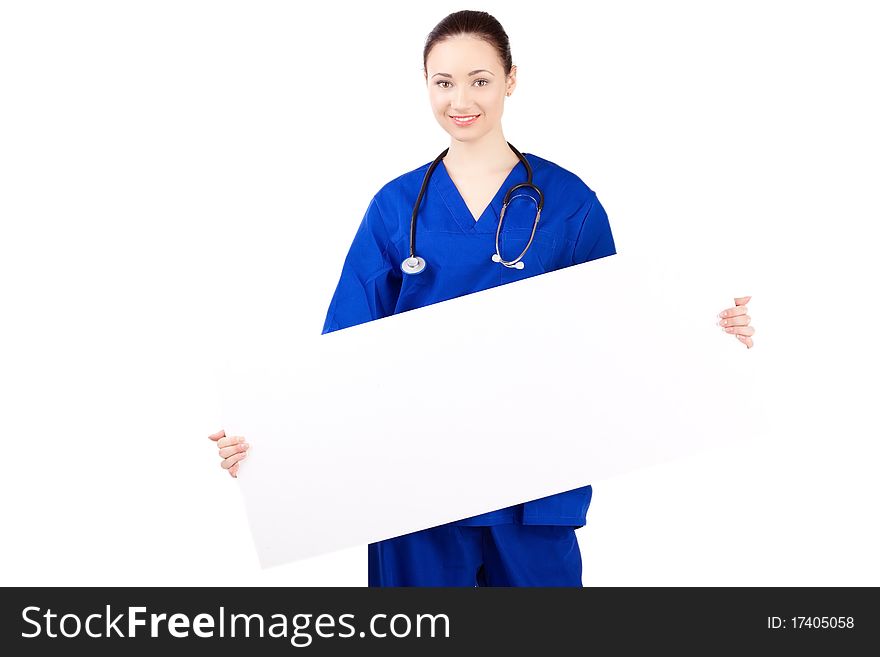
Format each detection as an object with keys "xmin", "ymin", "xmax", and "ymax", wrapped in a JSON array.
[{"xmin": 423, "ymin": 10, "xmax": 513, "ymax": 76}]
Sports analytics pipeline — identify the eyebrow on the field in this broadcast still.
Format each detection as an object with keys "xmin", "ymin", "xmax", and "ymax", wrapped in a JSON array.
[{"xmin": 431, "ymin": 69, "xmax": 495, "ymax": 79}]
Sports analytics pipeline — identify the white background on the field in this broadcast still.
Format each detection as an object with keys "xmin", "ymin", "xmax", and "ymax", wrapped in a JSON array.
[{"xmin": 1, "ymin": 0, "xmax": 877, "ymax": 586}]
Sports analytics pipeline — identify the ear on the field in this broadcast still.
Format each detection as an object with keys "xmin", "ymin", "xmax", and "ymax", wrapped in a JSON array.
[{"xmin": 506, "ymin": 65, "xmax": 517, "ymax": 95}]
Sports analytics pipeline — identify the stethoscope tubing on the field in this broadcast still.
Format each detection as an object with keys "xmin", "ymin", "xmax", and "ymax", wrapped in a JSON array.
[{"xmin": 402, "ymin": 141, "xmax": 544, "ymax": 275}]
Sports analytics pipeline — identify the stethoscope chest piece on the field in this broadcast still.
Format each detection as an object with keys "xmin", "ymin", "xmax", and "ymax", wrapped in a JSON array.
[{"xmin": 401, "ymin": 256, "xmax": 426, "ymax": 275}]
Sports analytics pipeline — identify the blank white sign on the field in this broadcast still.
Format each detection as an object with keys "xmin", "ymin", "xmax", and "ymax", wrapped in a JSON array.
[{"xmin": 220, "ymin": 255, "xmax": 763, "ymax": 568}]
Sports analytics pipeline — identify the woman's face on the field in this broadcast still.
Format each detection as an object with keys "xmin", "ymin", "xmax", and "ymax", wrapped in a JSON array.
[{"xmin": 424, "ymin": 34, "xmax": 516, "ymax": 143}]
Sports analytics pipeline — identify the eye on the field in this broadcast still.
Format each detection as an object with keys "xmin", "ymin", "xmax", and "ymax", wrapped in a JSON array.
[{"xmin": 434, "ymin": 79, "xmax": 491, "ymax": 89}]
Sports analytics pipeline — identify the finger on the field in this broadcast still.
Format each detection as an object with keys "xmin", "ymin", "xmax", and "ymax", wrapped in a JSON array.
[
  {"xmin": 718, "ymin": 305, "xmax": 748, "ymax": 319},
  {"xmin": 734, "ymin": 296, "xmax": 751, "ymax": 305},
  {"xmin": 221, "ymin": 451, "xmax": 247, "ymax": 470},
  {"xmin": 724, "ymin": 325, "xmax": 755, "ymax": 336},
  {"xmin": 219, "ymin": 442, "xmax": 249, "ymax": 459},
  {"xmin": 217, "ymin": 434, "xmax": 246, "ymax": 449},
  {"xmin": 208, "ymin": 429, "xmax": 226, "ymax": 441},
  {"xmin": 719, "ymin": 314, "xmax": 751, "ymax": 327},
  {"xmin": 229, "ymin": 462, "xmax": 240, "ymax": 478},
  {"xmin": 736, "ymin": 334, "xmax": 754, "ymax": 349}
]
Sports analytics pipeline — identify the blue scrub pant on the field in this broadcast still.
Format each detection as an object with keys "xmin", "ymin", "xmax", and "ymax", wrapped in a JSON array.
[{"xmin": 368, "ymin": 523, "xmax": 583, "ymax": 587}]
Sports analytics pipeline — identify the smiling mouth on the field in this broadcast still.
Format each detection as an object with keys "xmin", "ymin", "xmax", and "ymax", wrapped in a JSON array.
[{"xmin": 450, "ymin": 114, "xmax": 480, "ymax": 125}]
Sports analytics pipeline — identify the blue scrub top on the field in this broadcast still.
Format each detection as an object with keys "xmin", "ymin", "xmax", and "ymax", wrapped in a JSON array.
[{"xmin": 321, "ymin": 153, "xmax": 617, "ymax": 527}]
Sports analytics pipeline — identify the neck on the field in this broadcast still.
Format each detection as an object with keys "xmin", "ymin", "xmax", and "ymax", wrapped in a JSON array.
[{"xmin": 444, "ymin": 127, "xmax": 518, "ymax": 172}]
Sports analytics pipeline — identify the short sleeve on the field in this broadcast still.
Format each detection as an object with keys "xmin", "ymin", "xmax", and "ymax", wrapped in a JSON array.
[
  {"xmin": 572, "ymin": 190, "xmax": 617, "ymax": 265},
  {"xmin": 321, "ymin": 197, "xmax": 402, "ymax": 334}
]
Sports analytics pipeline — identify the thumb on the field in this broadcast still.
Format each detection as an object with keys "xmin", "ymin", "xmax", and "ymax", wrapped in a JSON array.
[
  {"xmin": 734, "ymin": 296, "xmax": 751, "ymax": 306},
  {"xmin": 208, "ymin": 429, "xmax": 225, "ymax": 442}
]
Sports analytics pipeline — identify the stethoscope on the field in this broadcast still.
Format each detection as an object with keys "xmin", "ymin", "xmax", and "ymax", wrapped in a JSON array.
[{"xmin": 400, "ymin": 141, "xmax": 544, "ymax": 275}]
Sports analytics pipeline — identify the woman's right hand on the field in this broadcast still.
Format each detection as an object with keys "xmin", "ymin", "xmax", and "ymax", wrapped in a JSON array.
[{"xmin": 208, "ymin": 429, "xmax": 249, "ymax": 478}]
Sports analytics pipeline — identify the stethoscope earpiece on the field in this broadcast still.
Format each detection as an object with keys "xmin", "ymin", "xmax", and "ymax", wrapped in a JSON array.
[
  {"xmin": 490, "ymin": 254, "xmax": 524, "ymax": 269},
  {"xmin": 404, "ymin": 142, "xmax": 543, "ymax": 275}
]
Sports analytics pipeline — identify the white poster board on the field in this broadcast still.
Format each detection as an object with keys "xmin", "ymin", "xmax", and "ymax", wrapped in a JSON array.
[{"xmin": 221, "ymin": 256, "xmax": 764, "ymax": 568}]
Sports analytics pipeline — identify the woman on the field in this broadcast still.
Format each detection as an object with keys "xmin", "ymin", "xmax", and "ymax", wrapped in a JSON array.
[{"xmin": 209, "ymin": 10, "xmax": 755, "ymax": 586}]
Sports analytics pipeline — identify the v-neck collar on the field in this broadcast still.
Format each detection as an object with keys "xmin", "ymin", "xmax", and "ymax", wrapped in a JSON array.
[{"xmin": 431, "ymin": 154, "xmax": 529, "ymax": 234}]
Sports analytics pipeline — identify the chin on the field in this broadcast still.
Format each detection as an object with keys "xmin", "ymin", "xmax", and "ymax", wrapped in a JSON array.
[{"xmin": 442, "ymin": 125, "xmax": 489, "ymax": 141}]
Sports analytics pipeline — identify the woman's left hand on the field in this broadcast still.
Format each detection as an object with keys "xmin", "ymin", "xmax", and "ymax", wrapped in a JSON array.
[{"xmin": 717, "ymin": 295, "xmax": 755, "ymax": 349}]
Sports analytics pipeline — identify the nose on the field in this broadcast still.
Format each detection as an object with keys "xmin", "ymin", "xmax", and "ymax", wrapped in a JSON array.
[{"xmin": 453, "ymin": 85, "xmax": 472, "ymax": 113}]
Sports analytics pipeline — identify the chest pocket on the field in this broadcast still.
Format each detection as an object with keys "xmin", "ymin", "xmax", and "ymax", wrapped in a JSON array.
[{"xmin": 497, "ymin": 227, "xmax": 559, "ymax": 278}]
